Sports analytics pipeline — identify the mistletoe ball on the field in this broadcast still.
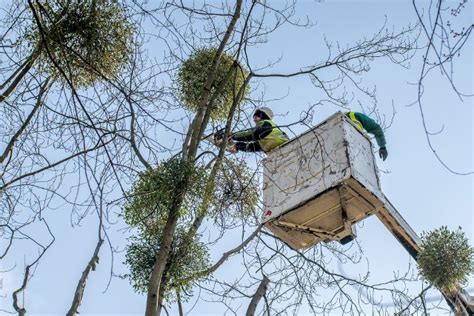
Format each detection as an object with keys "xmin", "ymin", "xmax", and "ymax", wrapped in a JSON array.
[
  {"xmin": 177, "ymin": 48, "xmax": 249, "ymax": 121},
  {"xmin": 417, "ymin": 226, "xmax": 474, "ymax": 294},
  {"xmin": 30, "ymin": 0, "xmax": 134, "ymax": 87}
]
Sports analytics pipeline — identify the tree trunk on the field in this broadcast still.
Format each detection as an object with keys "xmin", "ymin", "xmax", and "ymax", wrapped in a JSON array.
[
  {"xmin": 145, "ymin": 204, "xmax": 182, "ymax": 316},
  {"xmin": 156, "ymin": 269, "xmax": 170, "ymax": 316},
  {"xmin": 144, "ymin": 2, "xmax": 243, "ymax": 315},
  {"xmin": 184, "ymin": 0, "xmax": 243, "ymax": 160}
]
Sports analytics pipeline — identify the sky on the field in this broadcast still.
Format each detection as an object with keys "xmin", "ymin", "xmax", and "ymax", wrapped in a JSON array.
[{"xmin": 1, "ymin": 1, "xmax": 472, "ymax": 315}]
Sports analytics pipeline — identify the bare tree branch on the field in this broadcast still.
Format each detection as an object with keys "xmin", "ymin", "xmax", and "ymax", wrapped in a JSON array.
[{"xmin": 0, "ymin": 77, "xmax": 50, "ymax": 164}]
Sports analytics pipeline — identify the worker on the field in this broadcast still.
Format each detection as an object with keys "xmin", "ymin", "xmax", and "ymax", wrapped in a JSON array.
[
  {"xmin": 345, "ymin": 111, "xmax": 388, "ymax": 161},
  {"xmin": 226, "ymin": 107, "xmax": 289, "ymax": 153}
]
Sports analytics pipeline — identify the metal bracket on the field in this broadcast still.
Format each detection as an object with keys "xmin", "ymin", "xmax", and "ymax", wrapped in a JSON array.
[
  {"xmin": 338, "ymin": 185, "xmax": 354, "ymax": 235},
  {"xmin": 275, "ymin": 220, "xmax": 341, "ymax": 240}
]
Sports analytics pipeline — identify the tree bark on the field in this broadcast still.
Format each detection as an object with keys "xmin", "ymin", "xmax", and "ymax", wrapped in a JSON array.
[
  {"xmin": 12, "ymin": 220, "xmax": 54, "ymax": 316},
  {"xmin": 0, "ymin": 54, "xmax": 37, "ymax": 103},
  {"xmin": 176, "ymin": 289, "xmax": 184, "ymax": 316},
  {"xmin": 144, "ymin": 2, "xmax": 243, "ymax": 315},
  {"xmin": 184, "ymin": 0, "xmax": 243, "ymax": 160},
  {"xmin": 145, "ymin": 201, "xmax": 184, "ymax": 316},
  {"xmin": 12, "ymin": 265, "xmax": 29, "ymax": 316},
  {"xmin": 156, "ymin": 269, "xmax": 170, "ymax": 316},
  {"xmin": 246, "ymin": 276, "xmax": 270, "ymax": 316},
  {"xmin": 66, "ymin": 238, "xmax": 104, "ymax": 316}
]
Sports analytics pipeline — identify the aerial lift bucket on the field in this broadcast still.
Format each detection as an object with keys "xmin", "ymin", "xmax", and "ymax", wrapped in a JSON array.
[
  {"xmin": 261, "ymin": 112, "xmax": 473, "ymax": 314},
  {"xmin": 262, "ymin": 112, "xmax": 383, "ymax": 248}
]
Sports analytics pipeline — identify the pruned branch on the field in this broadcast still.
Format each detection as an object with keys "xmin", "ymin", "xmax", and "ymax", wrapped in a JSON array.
[
  {"xmin": 246, "ymin": 275, "xmax": 270, "ymax": 316},
  {"xmin": 66, "ymin": 237, "xmax": 104, "ymax": 316},
  {"xmin": 12, "ymin": 220, "xmax": 55, "ymax": 316}
]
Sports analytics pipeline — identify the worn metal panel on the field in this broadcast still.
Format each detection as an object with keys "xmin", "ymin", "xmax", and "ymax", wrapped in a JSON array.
[
  {"xmin": 265, "ymin": 222, "xmax": 323, "ymax": 249},
  {"xmin": 262, "ymin": 112, "xmax": 389, "ymax": 249},
  {"xmin": 376, "ymin": 194, "xmax": 421, "ymax": 258},
  {"xmin": 344, "ymin": 118, "xmax": 382, "ymax": 197},
  {"xmin": 267, "ymin": 181, "xmax": 381, "ymax": 249},
  {"xmin": 279, "ymin": 188, "xmax": 343, "ymax": 230},
  {"xmin": 263, "ymin": 113, "xmax": 351, "ymax": 221}
]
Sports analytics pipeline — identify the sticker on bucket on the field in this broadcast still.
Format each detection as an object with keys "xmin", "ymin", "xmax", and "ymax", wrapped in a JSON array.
[{"xmin": 264, "ymin": 209, "xmax": 272, "ymax": 217}]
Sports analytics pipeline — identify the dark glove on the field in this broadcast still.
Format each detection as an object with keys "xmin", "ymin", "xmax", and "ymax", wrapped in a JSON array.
[
  {"xmin": 214, "ymin": 128, "xmax": 225, "ymax": 141},
  {"xmin": 379, "ymin": 146, "xmax": 388, "ymax": 161}
]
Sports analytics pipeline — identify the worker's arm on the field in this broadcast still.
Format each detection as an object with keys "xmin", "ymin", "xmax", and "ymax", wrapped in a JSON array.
[
  {"xmin": 232, "ymin": 121, "xmax": 273, "ymax": 142},
  {"xmin": 354, "ymin": 112, "xmax": 387, "ymax": 148},
  {"xmin": 233, "ymin": 141, "xmax": 262, "ymax": 152}
]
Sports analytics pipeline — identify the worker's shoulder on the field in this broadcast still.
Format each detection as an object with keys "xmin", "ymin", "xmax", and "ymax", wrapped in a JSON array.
[
  {"xmin": 259, "ymin": 119, "xmax": 274, "ymax": 127},
  {"xmin": 353, "ymin": 112, "xmax": 377, "ymax": 125},
  {"xmin": 352, "ymin": 111, "xmax": 367, "ymax": 119}
]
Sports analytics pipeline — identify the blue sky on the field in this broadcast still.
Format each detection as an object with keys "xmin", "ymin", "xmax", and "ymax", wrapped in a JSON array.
[{"xmin": 1, "ymin": 1, "xmax": 472, "ymax": 315}]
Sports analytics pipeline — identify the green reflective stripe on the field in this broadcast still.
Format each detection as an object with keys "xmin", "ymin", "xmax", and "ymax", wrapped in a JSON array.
[
  {"xmin": 349, "ymin": 112, "xmax": 363, "ymax": 131},
  {"xmin": 259, "ymin": 120, "xmax": 288, "ymax": 152}
]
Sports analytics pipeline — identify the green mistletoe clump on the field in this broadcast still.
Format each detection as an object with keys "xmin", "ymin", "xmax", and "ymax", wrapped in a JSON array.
[
  {"xmin": 177, "ymin": 48, "xmax": 249, "ymax": 121},
  {"xmin": 123, "ymin": 157, "xmax": 258, "ymax": 300},
  {"xmin": 29, "ymin": 0, "xmax": 134, "ymax": 87},
  {"xmin": 417, "ymin": 226, "xmax": 474, "ymax": 294}
]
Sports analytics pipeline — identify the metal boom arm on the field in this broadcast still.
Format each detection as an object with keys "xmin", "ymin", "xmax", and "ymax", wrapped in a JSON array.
[{"xmin": 377, "ymin": 195, "xmax": 474, "ymax": 315}]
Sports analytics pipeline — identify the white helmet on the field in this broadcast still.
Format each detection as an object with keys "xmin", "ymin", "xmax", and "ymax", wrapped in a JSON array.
[{"xmin": 257, "ymin": 106, "xmax": 273, "ymax": 119}]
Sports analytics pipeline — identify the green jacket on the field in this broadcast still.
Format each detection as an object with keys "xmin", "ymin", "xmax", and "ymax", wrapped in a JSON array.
[
  {"xmin": 232, "ymin": 119, "xmax": 288, "ymax": 152},
  {"xmin": 346, "ymin": 112, "xmax": 386, "ymax": 147}
]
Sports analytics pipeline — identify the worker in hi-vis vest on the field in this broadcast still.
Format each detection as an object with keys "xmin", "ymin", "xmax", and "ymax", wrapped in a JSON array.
[
  {"xmin": 345, "ymin": 111, "xmax": 388, "ymax": 161},
  {"xmin": 229, "ymin": 107, "xmax": 289, "ymax": 153}
]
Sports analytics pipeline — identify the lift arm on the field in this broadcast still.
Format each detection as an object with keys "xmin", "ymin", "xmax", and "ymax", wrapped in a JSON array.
[{"xmin": 377, "ymin": 195, "xmax": 474, "ymax": 315}]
